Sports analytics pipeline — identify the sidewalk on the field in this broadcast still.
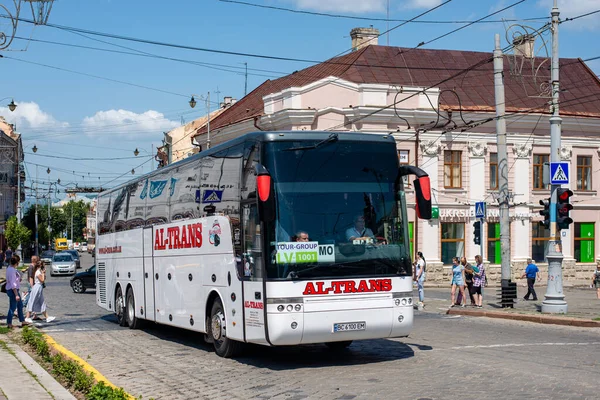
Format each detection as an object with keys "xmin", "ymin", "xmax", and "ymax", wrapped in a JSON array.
[
  {"xmin": 417, "ymin": 284, "xmax": 600, "ymax": 327},
  {"xmin": 0, "ymin": 339, "xmax": 76, "ymax": 400}
]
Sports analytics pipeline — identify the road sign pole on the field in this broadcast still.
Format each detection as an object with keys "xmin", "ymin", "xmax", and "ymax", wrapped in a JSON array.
[
  {"xmin": 480, "ymin": 217, "xmax": 485, "ymax": 261},
  {"xmin": 543, "ymin": 0, "xmax": 567, "ymax": 314}
]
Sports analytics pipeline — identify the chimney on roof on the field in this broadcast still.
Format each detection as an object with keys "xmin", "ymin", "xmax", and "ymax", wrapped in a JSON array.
[
  {"xmin": 220, "ymin": 96, "xmax": 237, "ymax": 108},
  {"xmin": 513, "ymin": 34, "xmax": 535, "ymax": 58},
  {"xmin": 350, "ymin": 26, "xmax": 379, "ymax": 52}
]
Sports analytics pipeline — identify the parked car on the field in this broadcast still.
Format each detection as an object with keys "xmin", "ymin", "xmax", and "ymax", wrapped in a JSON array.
[
  {"xmin": 50, "ymin": 253, "xmax": 76, "ymax": 276},
  {"xmin": 70, "ymin": 265, "xmax": 96, "ymax": 293},
  {"xmin": 80, "ymin": 242, "xmax": 88, "ymax": 253},
  {"xmin": 61, "ymin": 250, "xmax": 81, "ymax": 269},
  {"xmin": 40, "ymin": 250, "xmax": 55, "ymax": 269}
]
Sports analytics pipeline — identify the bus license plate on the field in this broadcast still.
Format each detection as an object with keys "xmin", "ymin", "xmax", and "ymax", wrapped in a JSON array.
[{"xmin": 333, "ymin": 322, "xmax": 366, "ymax": 332}]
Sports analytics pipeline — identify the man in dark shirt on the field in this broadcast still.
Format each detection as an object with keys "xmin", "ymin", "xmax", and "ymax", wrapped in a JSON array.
[{"xmin": 521, "ymin": 258, "xmax": 540, "ymax": 301}]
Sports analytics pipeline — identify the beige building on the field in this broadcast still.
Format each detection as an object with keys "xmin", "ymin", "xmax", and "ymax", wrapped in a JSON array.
[
  {"xmin": 0, "ymin": 116, "xmax": 24, "ymax": 248},
  {"xmin": 187, "ymin": 31, "xmax": 600, "ymax": 285}
]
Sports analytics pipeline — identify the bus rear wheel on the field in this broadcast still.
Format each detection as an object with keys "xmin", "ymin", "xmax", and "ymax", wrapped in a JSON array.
[
  {"xmin": 210, "ymin": 298, "xmax": 242, "ymax": 358},
  {"xmin": 126, "ymin": 288, "xmax": 142, "ymax": 329},
  {"xmin": 115, "ymin": 286, "xmax": 127, "ymax": 327},
  {"xmin": 325, "ymin": 341, "xmax": 353, "ymax": 350}
]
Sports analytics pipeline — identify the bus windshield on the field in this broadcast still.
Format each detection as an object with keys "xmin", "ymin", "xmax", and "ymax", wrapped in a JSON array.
[{"xmin": 264, "ymin": 139, "xmax": 412, "ymax": 281}]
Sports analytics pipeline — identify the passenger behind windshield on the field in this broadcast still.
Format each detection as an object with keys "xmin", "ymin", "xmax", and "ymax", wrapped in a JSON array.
[{"xmin": 345, "ymin": 215, "xmax": 375, "ymax": 242}]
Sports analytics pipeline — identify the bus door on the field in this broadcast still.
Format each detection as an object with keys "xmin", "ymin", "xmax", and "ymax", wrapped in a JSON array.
[
  {"xmin": 143, "ymin": 226, "xmax": 156, "ymax": 322},
  {"xmin": 241, "ymin": 201, "xmax": 267, "ymax": 344}
]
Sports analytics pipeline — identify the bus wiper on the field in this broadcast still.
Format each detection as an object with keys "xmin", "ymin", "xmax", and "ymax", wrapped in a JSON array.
[
  {"xmin": 284, "ymin": 132, "xmax": 339, "ymax": 151},
  {"xmin": 288, "ymin": 263, "xmax": 341, "ymax": 279}
]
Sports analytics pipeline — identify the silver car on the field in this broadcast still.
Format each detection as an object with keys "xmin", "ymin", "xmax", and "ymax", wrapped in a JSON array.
[
  {"xmin": 40, "ymin": 250, "xmax": 55, "ymax": 269},
  {"xmin": 51, "ymin": 253, "xmax": 76, "ymax": 276}
]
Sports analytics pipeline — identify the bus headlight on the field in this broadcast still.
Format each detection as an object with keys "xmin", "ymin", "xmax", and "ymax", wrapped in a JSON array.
[
  {"xmin": 401, "ymin": 298, "xmax": 407, "ymax": 306},
  {"xmin": 286, "ymin": 305, "xmax": 293, "ymax": 312},
  {"xmin": 277, "ymin": 305, "xmax": 284, "ymax": 312},
  {"xmin": 294, "ymin": 304, "xmax": 301, "ymax": 311},
  {"xmin": 291, "ymin": 322, "xmax": 298, "ymax": 329},
  {"xmin": 398, "ymin": 314, "xmax": 404, "ymax": 323},
  {"xmin": 394, "ymin": 299, "xmax": 401, "ymax": 306}
]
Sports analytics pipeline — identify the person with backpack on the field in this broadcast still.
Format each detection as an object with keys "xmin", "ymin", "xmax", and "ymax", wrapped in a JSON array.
[
  {"xmin": 414, "ymin": 251, "xmax": 426, "ymax": 308},
  {"xmin": 472, "ymin": 255, "xmax": 485, "ymax": 308}
]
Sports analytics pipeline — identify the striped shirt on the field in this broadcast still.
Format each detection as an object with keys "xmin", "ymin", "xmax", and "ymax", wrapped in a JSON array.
[{"xmin": 473, "ymin": 264, "xmax": 485, "ymax": 287}]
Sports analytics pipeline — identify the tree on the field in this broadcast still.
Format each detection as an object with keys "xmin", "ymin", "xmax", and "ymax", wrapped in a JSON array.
[{"xmin": 4, "ymin": 216, "xmax": 31, "ymax": 252}]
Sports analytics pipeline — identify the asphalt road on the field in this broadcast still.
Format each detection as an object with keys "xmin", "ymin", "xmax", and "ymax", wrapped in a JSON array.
[{"xmin": 4, "ymin": 253, "xmax": 600, "ymax": 400}]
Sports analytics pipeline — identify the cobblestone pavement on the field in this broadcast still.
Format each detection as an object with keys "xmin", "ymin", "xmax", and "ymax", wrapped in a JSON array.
[{"xmin": 2, "ymin": 254, "xmax": 599, "ymax": 400}]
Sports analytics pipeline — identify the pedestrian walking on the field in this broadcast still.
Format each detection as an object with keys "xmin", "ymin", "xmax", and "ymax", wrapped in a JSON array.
[
  {"xmin": 472, "ymin": 255, "xmax": 485, "ymax": 308},
  {"xmin": 24, "ymin": 256, "xmax": 39, "ymax": 318},
  {"xmin": 0, "ymin": 249, "xmax": 4, "ymax": 269},
  {"xmin": 592, "ymin": 262, "xmax": 600, "ymax": 300},
  {"xmin": 25, "ymin": 261, "xmax": 55, "ymax": 324},
  {"xmin": 5, "ymin": 247, "xmax": 13, "ymax": 266},
  {"xmin": 521, "ymin": 258, "xmax": 540, "ymax": 301},
  {"xmin": 461, "ymin": 257, "xmax": 476, "ymax": 306},
  {"xmin": 5, "ymin": 257, "xmax": 30, "ymax": 329},
  {"xmin": 450, "ymin": 257, "xmax": 466, "ymax": 307},
  {"xmin": 414, "ymin": 251, "xmax": 426, "ymax": 308}
]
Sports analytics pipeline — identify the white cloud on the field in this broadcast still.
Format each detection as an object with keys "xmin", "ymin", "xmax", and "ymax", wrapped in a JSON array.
[
  {"xmin": 405, "ymin": 0, "xmax": 443, "ymax": 9},
  {"xmin": 81, "ymin": 109, "xmax": 179, "ymax": 137},
  {"xmin": 538, "ymin": 0, "xmax": 600, "ymax": 30},
  {"xmin": 0, "ymin": 101, "xmax": 69, "ymax": 129}
]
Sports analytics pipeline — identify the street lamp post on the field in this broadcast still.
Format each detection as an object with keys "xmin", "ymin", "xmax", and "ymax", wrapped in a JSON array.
[
  {"xmin": 134, "ymin": 146, "xmax": 155, "ymax": 172},
  {"xmin": 189, "ymin": 92, "xmax": 211, "ymax": 149},
  {"xmin": 2, "ymin": 97, "xmax": 20, "ymax": 260}
]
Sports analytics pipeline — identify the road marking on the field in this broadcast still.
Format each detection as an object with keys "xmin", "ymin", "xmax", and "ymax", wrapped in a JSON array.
[
  {"xmin": 445, "ymin": 342, "xmax": 600, "ymax": 351},
  {"xmin": 40, "ymin": 329, "xmax": 65, "ymax": 332},
  {"xmin": 75, "ymin": 328, "xmax": 99, "ymax": 331}
]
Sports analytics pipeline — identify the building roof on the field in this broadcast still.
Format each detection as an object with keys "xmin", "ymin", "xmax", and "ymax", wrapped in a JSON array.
[{"xmin": 196, "ymin": 45, "xmax": 600, "ymax": 135}]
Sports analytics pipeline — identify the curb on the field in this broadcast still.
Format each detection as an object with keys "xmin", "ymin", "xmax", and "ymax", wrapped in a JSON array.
[
  {"xmin": 6, "ymin": 342, "xmax": 76, "ymax": 400},
  {"xmin": 43, "ymin": 333, "xmax": 136, "ymax": 400},
  {"xmin": 447, "ymin": 308, "xmax": 600, "ymax": 327}
]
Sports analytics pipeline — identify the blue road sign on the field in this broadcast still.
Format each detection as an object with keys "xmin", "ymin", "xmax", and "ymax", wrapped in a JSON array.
[
  {"xmin": 550, "ymin": 162, "xmax": 569, "ymax": 185},
  {"xmin": 195, "ymin": 189, "xmax": 201, "ymax": 203},
  {"xmin": 475, "ymin": 201, "xmax": 486, "ymax": 219},
  {"xmin": 202, "ymin": 190, "xmax": 223, "ymax": 203}
]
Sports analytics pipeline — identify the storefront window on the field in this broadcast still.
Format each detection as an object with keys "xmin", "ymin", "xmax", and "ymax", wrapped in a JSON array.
[
  {"xmin": 574, "ymin": 222, "xmax": 595, "ymax": 263},
  {"xmin": 444, "ymin": 151, "xmax": 462, "ymax": 188},
  {"xmin": 577, "ymin": 156, "xmax": 592, "ymax": 191},
  {"xmin": 531, "ymin": 224, "xmax": 550, "ymax": 262},
  {"xmin": 489, "ymin": 153, "xmax": 498, "ymax": 190},
  {"xmin": 441, "ymin": 223, "xmax": 464, "ymax": 264},
  {"xmin": 533, "ymin": 154, "xmax": 549, "ymax": 190},
  {"xmin": 487, "ymin": 222, "xmax": 501, "ymax": 264}
]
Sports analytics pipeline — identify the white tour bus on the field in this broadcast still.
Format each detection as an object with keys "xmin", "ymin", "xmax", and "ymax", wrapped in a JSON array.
[{"xmin": 96, "ymin": 131, "xmax": 432, "ymax": 357}]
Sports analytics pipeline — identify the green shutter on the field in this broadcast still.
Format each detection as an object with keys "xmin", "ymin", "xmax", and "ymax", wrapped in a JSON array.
[
  {"xmin": 494, "ymin": 223, "xmax": 502, "ymax": 264},
  {"xmin": 579, "ymin": 223, "xmax": 595, "ymax": 263},
  {"xmin": 409, "ymin": 222, "xmax": 414, "ymax": 259}
]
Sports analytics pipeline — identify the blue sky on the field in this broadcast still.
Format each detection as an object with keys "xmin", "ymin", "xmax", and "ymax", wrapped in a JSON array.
[{"xmin": 0, "ymin": 0, "xmax": 598, "ymax": 199}]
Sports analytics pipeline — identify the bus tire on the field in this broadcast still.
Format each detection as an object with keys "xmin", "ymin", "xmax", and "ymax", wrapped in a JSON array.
[
  {"xmin": 210, "ymin": 297, "xmax": 242, "ymax": 358},
  {"xmin": 126, "ymin": 287, "xmax": 142, "ymax": 329},
  {"xmin": 115, "ymin": 286, "xmax": 127, "ymax": 327},
  {"xmin": 325, "ymin": 341, "xmax": 353, "ymax": 350}
]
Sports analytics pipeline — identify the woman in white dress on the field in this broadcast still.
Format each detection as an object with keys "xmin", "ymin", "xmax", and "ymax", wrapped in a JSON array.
[{"xmin": 25, "ymin": 261, "xmax": 55, "ymax": 323}]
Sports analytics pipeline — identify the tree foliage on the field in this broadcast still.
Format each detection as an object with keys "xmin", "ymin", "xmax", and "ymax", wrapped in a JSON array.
[
  {"xmin": 23, "ymin": 199, "xmax": 90, "ymax": 245},
  {"xmin": 4, "ymin": 216, "xmax": 31, "ymax": 251}
]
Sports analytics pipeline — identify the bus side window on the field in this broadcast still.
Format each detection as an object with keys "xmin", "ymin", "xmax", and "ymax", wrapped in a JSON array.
[
  {"xmin": 240, "ymin": 203, "xmax": 263, "ymax": 280},
  {"xmin": 241, "ymin": 142, "xmax": 259, "ymax": 200}
]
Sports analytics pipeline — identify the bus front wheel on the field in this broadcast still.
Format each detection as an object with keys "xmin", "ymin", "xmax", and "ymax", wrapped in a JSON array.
[
  {"xmin": 210, "ymin": 298, "xmax": 242, "ymax": 358},
  {"xmin": 115, "ymin": 286, "xmax": 127, "ymax": 327}
]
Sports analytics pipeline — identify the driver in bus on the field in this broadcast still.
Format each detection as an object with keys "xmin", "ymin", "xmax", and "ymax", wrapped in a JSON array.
[
  {"xmin": 346, "ymin": 216, "xmax": 375, "ymax": 242},
  {"xmin": 293, "ymin": 231, "xmax": 310, "ymax": 242}
]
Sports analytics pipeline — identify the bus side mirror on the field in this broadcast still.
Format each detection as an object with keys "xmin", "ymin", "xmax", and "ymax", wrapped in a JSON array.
[
  {"xmin": 398, "ymin": 165, "xmax": 432, "ymax": 220},
  {"xmin": 255, "ymin": 164, "xmax": 276, "ymax": 222}
]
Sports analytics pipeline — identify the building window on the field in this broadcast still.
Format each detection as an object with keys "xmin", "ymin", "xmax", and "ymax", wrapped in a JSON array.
[
  {"xmin": 577, "ymin": 156, "xmax": 592, "ymax": 191},
  {"xmin": 444, "ymin": 151, "xmax": 462, "ymax": 188},
  {"xmin": 487, "ymin": 222, "xmax": 501, "ymax": 264},
  {"xmin": 398, "ymin": 150, "xmax": 410, "ymax": 187},
  {"xmin": 574, "ymin": 222, "xmax": 595, "ymax": 263},
  {"xmin": 531, "ymin": 224, "xmax": 550, "ymax": 263},
  {"xmin": 533, "ymin": 154, "xmax": 549, "ymax": 189},
  {"xmin": 489, "ymin": 153, "xmax": 498, "ymax": 190},
  {"xmin": 441, "ymin": 223, "xmax": 465, "ymax": 264}
]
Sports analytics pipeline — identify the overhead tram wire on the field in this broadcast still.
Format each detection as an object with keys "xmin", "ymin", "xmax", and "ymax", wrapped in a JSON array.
[
  {"xmin": 24, "ymin": 152, "xmax": 153, "ymax": 161},
  {"xmin": 218, "ymin": 0, "xmax": 549, "ymax": 24}
]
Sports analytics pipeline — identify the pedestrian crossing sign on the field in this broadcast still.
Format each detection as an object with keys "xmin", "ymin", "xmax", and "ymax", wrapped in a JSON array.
[
  {"xmin": 475, "ymin": 201, "xmax": 486, "ymax": 219},
  {"xmin": 550, "ymin": 162, "xmax": 569, "ymax": 184}
]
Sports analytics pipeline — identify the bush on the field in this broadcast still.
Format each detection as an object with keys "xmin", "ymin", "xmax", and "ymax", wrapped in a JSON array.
[
  {"xmin": 74, "ymin": 369, "xmax": 94, "ymax": 394},
  {"xmin": 86, "ymin": 381, "xmax": 129, "ymax": 400}
]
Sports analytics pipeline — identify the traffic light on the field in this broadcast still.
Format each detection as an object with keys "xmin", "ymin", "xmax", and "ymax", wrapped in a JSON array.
[
  {"xmin": 539, "ymin": 197, "xmax": 550, "ymax": 229},
  {"xmin": 557, "ymin": 188, "xmax": 574, "ymax": 230},
  {"xmin": 473, "ymin": 221, "xmax": 481, "ymax": 245}
]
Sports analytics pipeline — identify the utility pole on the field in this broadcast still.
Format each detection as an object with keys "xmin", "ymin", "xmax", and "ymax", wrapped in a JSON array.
[
  {"xmin": 387, "ymin": 0, "xmax": 390, "ymax": 46},
  {"xmin": 542, "ymin": 0, "xmax": 567, "ymax": 313},
  {"xmin": 244, "ymin": 63, "xmax": 248, "ymax": 96},
  {"xmin": 494, "ymin": 34, "xmax": 513, "ymax": 306},
  {"xmin": 70, "ymin": 201, "xmax": 74, "ymax": 245},
  {"xmin": 206, "ymin": 91, "xmax": 211, "ymax": 149},
  {"xmin": 34, "ymin": 166, "xmax": 39, "ymax": 256}
]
